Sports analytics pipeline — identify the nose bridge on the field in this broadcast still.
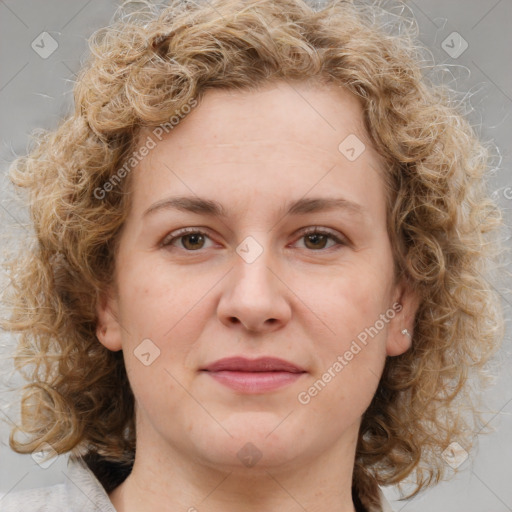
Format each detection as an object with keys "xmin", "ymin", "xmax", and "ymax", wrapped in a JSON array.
[
  {"xmin": 232, "ymin": 233, "xmax": 279, "ymax": 302},
  {"xmin": 235, "ymin": 244, "xmax": 274, "ymax": 293},
  {"xmin": 217, "ymin": 233, "xmax": 291, "ymax": 332}
]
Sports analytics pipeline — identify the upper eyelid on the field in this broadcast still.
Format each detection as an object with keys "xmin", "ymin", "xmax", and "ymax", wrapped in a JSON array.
[{"xmin": 160, "ymin": 227, "xmax": 214, "ymax": 246}]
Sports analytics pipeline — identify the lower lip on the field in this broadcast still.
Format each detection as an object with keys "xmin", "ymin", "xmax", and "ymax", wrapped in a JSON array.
[{"xmin": 203, "ymin": 371, "xmax": 305, "ymax": 393}]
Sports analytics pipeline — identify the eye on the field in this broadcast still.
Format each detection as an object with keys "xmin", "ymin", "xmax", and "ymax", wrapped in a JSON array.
[
  {"xmin": 161, "ymin": 226, "xmax": 347, "ymax": 252},
  {"xmin": 161, "ymin": 228, "xmax": 215, "ymax": 251},
  {"xmin": 293, "ymin": 227, "xmax": 347, "ymax": 251}
]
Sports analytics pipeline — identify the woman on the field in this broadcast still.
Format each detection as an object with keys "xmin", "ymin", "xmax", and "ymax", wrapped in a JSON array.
[{"xmin": 0, "ymin": 0, "xmax": 505, "ymax": 511}]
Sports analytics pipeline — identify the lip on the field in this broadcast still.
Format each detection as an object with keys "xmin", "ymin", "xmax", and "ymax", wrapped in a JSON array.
[
  {"xmin": 201, "ymin": 356, "xmax": 305, "ymax": 373},
  {"xmin": 201, "ymin": 356, "xmax": 306, "ymax": 393}
]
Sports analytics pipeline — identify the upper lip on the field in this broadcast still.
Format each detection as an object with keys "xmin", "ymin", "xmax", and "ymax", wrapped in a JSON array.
[{"xmin": 201, "ymin": 356, "xmax": 305, "ymax": 373}]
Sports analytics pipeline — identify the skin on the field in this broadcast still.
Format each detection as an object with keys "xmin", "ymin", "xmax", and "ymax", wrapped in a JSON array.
[{"xmin": 96, "ymin": 79, "xmax": 419, "ymax": 512}]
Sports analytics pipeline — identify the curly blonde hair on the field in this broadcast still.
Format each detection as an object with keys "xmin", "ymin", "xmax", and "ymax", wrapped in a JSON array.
[{"xmin": 1, "ymin": 0, "xmax": 506, "ymax": 507}]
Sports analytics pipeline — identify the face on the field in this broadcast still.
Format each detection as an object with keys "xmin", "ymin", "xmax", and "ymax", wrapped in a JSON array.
[{"xmin": 97, "ymin": 80, "xmax": 418, "ymax": 474}]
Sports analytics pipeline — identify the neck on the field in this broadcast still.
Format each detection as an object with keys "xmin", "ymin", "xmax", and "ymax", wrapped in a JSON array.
[{"xmin": 108, "ymin": 419, "xmax": 360, "ymax": 512}]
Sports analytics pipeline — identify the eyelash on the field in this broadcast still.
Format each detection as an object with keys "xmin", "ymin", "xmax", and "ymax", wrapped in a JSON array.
[{"xmin": 160, "ymin": 227, "xmax": 347, "ymax": 252}]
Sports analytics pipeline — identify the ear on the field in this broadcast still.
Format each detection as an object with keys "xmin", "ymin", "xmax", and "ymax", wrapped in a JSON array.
[
  {"xmin": 386, "ymin": 278, "xmax": 421, "ymax": 357},
  {"xmin": 95, "ymin": 286, "xmax": 123, "ymax": 352}
]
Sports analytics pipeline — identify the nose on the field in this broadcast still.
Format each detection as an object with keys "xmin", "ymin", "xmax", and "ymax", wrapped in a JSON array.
[{"xmin": 217, "ymin": 246, "xmax": 292, "ymax": 334}]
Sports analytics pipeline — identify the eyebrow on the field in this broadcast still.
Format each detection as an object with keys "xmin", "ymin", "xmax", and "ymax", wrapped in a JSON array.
[{"xmin": 143, "ymin": 195, "xmax": 367, "ymax": 220}]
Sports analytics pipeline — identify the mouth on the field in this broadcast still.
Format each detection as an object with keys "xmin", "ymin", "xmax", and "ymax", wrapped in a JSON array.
[
  {"xmin": 200, "ymin": 356, "xmax": 307, "ymax": 393},
  {"xmin": 201, "ymin": 356, "xmax": 305, "ymax": 373}
]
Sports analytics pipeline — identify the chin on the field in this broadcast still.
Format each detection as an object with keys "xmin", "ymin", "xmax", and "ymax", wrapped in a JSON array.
[{"xmin": 190, "ymin": 420, "xmax": 304, "ymax": 471}]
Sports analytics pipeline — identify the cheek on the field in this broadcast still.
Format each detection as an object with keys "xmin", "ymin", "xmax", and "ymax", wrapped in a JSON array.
[
  {"xmin": 117, "ymin": 257, "xmax": 212, "ymax": 341},
  {"xmin": 116, "ymin": 265, "xmax": 200, "ymax": 426},
  {"xmin": 115, "ymin": 258, "xmax": 218, "ymax": 393},
  {"xmin": 298, "ymin": 276, "xmax": 388, "ymax": 420},
  {"xmin": 313, "ymin": 261, "xmax": 393, "ymax": 340},
  {"xmin": 300, "ymin": 257, "xmax": 392, "ymax": 392}
]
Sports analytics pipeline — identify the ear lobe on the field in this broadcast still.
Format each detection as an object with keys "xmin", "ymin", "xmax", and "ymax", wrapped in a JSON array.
[
  {"xmin": 386, "ymin": 279, "xmax": 421, "ymax": 357},
  {"xmin": 95, "ymin": 286, "xmax": 123, "ymax": 352}
]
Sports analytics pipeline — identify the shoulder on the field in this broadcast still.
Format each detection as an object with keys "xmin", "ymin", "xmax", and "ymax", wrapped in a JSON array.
[
  {"xmin": 0, "ymin": 456, "xmax": 117, "ymax": 512},
  {"xmin": 358, "ymin": 485, "xmax": 395, "ymax": 512},
  {"xmin": 377, "ymin": 486, "xmax": 395, "ymax": 512},
  {"xmin": 0, "ymin": 483, "xmax": 66, "ymax": 511}
]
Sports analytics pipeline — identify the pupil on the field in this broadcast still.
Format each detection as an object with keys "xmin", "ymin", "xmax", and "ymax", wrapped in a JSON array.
[
  {"xmin": 307, "ymin": 234, "xmax": 326, "ymax": 249},
  {"xmin": 184, "ymin": 234, "xmax": 203, "ymax": 249}
]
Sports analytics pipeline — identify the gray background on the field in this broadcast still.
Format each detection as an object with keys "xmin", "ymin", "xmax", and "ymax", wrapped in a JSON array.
[{"xmin": 0, "ymin": 1, "xmax": 511, "ymax": 511}]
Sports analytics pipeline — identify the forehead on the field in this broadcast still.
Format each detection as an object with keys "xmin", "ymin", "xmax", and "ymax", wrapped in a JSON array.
[
  {"xmin": 146, "ymin": 80, "xmax": 371, "ymax": 154},
  {"xmin": 128, "ymin": 80, "xmax": 386, "ymax": 220}
]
